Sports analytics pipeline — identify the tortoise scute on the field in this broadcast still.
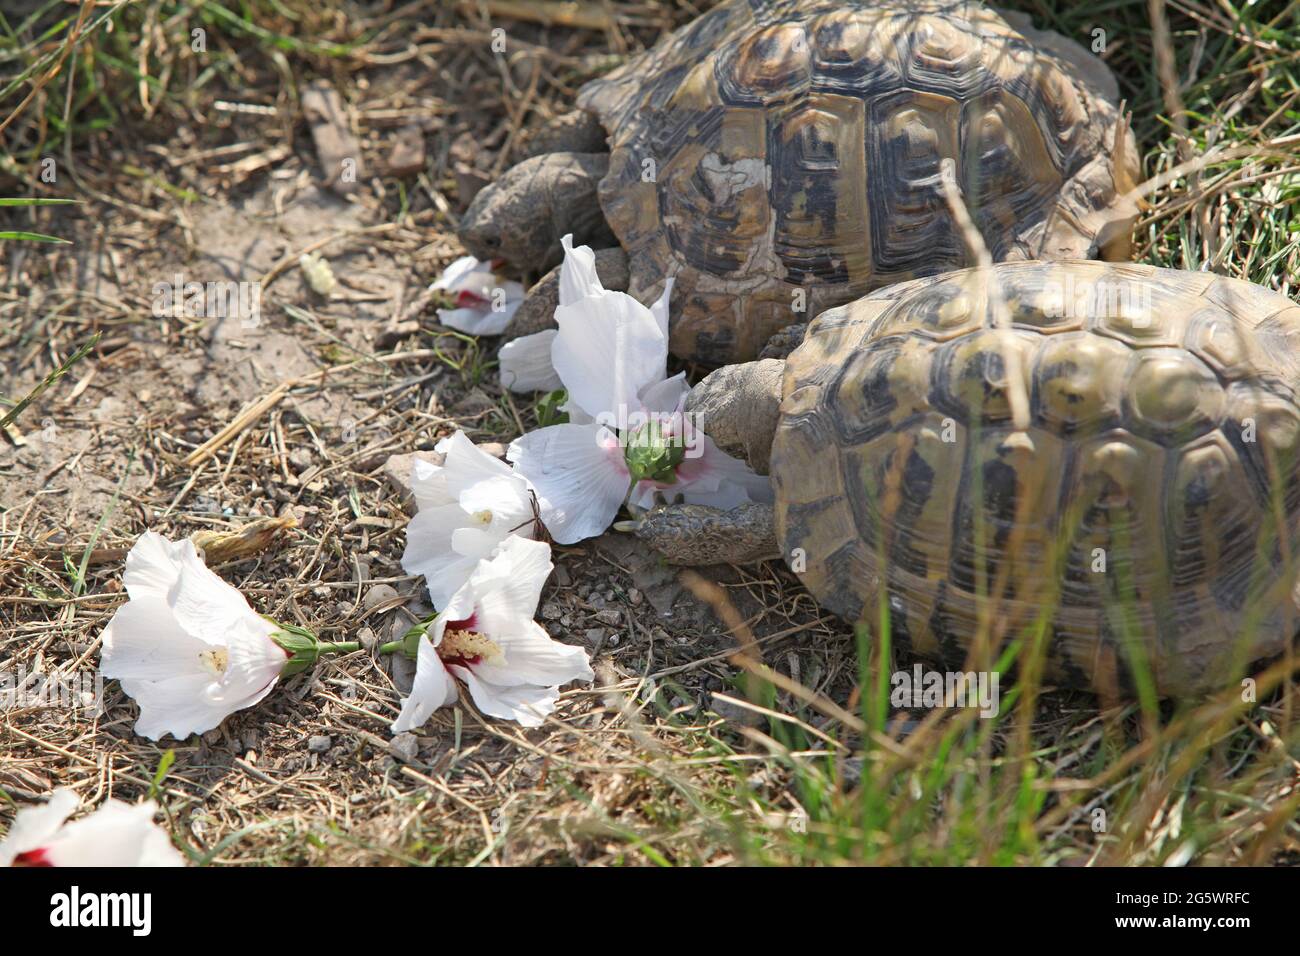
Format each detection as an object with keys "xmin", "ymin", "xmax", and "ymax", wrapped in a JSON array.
[{"xmin": 772, "ymin": 261, "xmax": 1300, "ymax": 697}]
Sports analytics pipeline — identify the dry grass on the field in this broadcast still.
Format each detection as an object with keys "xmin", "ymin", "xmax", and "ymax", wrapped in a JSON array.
[{"xmin": 1, "ymin": 0, "xmax": 1299, "ymax": 866}]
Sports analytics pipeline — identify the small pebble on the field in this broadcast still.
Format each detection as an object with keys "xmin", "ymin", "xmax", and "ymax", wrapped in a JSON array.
[
  {"xmin": 390, "ymin": 733, "xmax": 419, "ymax": 762},
  {"xmin": 358, "ymin": 627, "xmax": 378, "ymax": 651},
  {"xmin": 308, "ymin": 735, "xmax": 331, "ymax": 753},
  {"xmin": 362, "ymin": 583, "xmax": 400, "ymax": 611},
  {"xmin": 595, "ymin": 608, "xmax": 621, "ymax": 626},
  {"xmin": 541, "ymin": 602, "xmax": 563, "ymax": 621},
  {"xmin": 628, "ymin": 588, "xmax": 643, "ymax": 606}
]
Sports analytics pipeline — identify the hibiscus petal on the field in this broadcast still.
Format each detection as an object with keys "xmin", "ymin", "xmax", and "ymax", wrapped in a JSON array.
[
  {"xmin": 166, "ymin": 543, "xmax": 266, "ymax": 648},
  {"xmin": 402, "ymin": 504, "xmax": 484, "ymax": 610},
  {"xmin": 499, "ymin": 330, "xmax": 563, "ymax": 393},
  {"xmin": 473, "ymin": 619, "xmax": 594, "ymax": 688},
  {"xmin": 649, "ymin": 276, "xmax": 674, "ymax": 341},
  {"xmin": 457, "ymin": 474, "xmax": 535, "ymax": 533},
  {"xmin": 557, "ymin": 234, "xmax": 604, "ymax": 307},
  {"xmin": 453, "ymin": 666, "xmax": 561, "ymax": 728},
  {"xmin": 440, "ymin": 431, "xmax": 515, "ymax": 487},
  {"xmin": 465, "ymin": 536, "xmax": 554, "ymax": 634},
  {"xmin": 121, "ymin": 531, "xmax": 189, "ymax": 600},
  {"xmin": 409, "ymin": 456, "xmax": 452, "ymax": 511},
  {"xmin": 638, "ymin": 371, "xmax": 689, "ymax": 418},
  {"xmin": 436, "ymin": 301, "xmax": 517, "ymax": 336},
  {"xmin": 681, "ymin": 435, "xmax": 775, "ymax": 504},
  {"xmin": 100, "ymin": 596, "xmax": 213, "ymax": 683},
  {"xmin": 430, "ymin": 580, "xmax": 478, "ymax": 647},
  {"xmin": 391, "ymin": 637, "xmax": 459, "ymax": 732},
  {"xmin": 431, "ymin": 255, "xmax": 485, "ymax": 293},
  {"xmin": 120, "ymin": 671, "xmax": 257, "ymax": 741},
  {"xmin": 0, "ymin": 789, "xmax": 78, "ymax": 866},
  {"xmin": 508, "ymin": 424, "xmax": 629, "ymax": 544},
  {"xmin": 220, "ymin": 617, "xmax": 291, "ymax": 700},
  {"xmin": 553, "ymin": 292, "xmax": 667, "ymax": 419},
  {"xmin": 42, "ymin": 800, "xmax": 184, "ymax": 867}
]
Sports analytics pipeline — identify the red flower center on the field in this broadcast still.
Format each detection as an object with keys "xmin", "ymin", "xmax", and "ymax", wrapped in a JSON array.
[
  {"xmin": 438, "ymin": 613, "xmax": 493, "ymax": 668},
  {"xmin": 13, "ymin": 848, "xmax": 53, "ymax": 867}
]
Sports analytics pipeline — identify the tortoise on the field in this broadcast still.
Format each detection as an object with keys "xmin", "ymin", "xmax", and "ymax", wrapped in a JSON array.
[
  {"xmin": 625, "ymin": 260, "xmax": 1300, "ymax": 698},
  {"xmin": 458, "ymin": 0, "xmax": 1141, "ymax": 365}
]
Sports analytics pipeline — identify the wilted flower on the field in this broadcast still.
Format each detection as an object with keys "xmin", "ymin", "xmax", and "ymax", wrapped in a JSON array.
[
  {"xmin": 1, "ymin": 789, "xmax": 184, "ymax": 867},
  {"xmin": 401, "ymin": 431, "xmax": 543, "ymax": 610},
  {"xmin": 390, "ymin": 536, "xmax": 592, "ymax": 730},
  {"xmin": 431, "ymin": 255, "xmax": 524, "ymax": 335},
  {"xmin": 508, "ymin": 236, "xmax": 770, "ymax": 544},
  {"xmin": 100, "ymin": 532, "xmax": 356, "ymax": 741}
]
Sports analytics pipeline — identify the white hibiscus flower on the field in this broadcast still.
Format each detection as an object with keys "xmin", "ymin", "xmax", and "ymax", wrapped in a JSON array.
[
  {"xmin": 431, "ymin": 255, "xmax": 525, "ymax": 335},
  {"xmin": 400, "ymin": 431, "xmax": 543, "ymax": 610},
  {"xmin": 508, "ymin": 235, "xmax": 770, "ymax": 544},
  {"xmin": 391, "ymin": 536, "xmax": 592, "ymax": 730},
  {"xmin": 0, "ymin": 789, "xmax": 184, "ymax": 867},
  {"xmin": 100, "ymin": 532, "xmax": 357, "ymax": 741}
]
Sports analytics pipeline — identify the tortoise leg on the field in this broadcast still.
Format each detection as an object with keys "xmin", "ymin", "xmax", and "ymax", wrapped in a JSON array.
[
  {"xmin": 758, "ymin": 323, "xmax": 807, "ymax": 360},
  {"xmin": 503, "ymin": 246, "xmax": 630, "ymax": 340},
  {"xmin": 458, "ymin": 151, "xmax": 616, "ymax": 273},
  {"xmin": 618, "ymin": 502, "xmax": 778, "ymax": 566}
]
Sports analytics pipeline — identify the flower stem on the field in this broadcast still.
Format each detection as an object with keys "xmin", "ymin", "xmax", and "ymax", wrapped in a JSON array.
[
  {"xmin": 319, "ymin": 641, "xmax": 360, "ymax": 655},
  {"xmin": 378, "ymin": 640, "xmax": 403, "ymax": 655}
]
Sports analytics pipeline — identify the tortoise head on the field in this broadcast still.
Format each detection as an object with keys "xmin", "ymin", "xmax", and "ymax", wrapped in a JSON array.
[
  {"xmin": 686, "ymin": 358, "xmax": 787, "ymax": 475},
  {"xmin": 458, "ymin": 152, "xmax": 613, "ymax": 273},
  {"xmin": 458, "ymin": 160, "xmax": 556, "ymax": 269}
]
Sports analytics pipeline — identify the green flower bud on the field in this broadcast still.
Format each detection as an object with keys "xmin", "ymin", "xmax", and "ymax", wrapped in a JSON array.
[
  {"xmin": 399, "ymin": 614, "xmax": 437, "ymax": 659},
  {"xmin": 267, "ymin": 620, "xmax": 359, "ymax": 676},
  {"xmin": 624, "ymin": 421, "xmax": 686, "ymax": 484}
]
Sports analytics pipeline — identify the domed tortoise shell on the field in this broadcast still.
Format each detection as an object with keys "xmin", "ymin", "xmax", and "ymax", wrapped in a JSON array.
[
  {"xmin": 579, "ymin": 0, "xmax": 1141, "ymax": 364},
  {"xmin": 769, "ymin": 261, "xmax": 1300, "ymax": 696}
]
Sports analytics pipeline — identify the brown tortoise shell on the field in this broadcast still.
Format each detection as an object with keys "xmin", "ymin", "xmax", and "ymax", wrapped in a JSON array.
[
  {"xmin": 578, "ymin": 0, "xmax": 1141, "ymax": 365},
  {"xmin": 770, "ymin": 261, "xmax": 1300, "ymax": 697}
]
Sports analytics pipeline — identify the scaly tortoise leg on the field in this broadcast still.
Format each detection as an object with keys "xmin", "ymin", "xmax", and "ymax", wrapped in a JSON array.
[{"xmin": 618, "ymin": 502, "xmax": 779, "ymax": 566}]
